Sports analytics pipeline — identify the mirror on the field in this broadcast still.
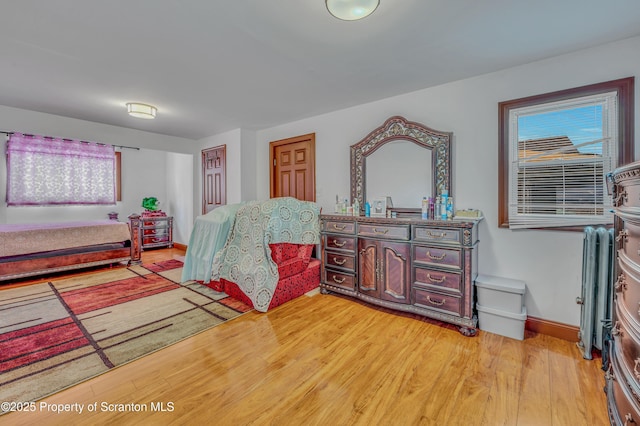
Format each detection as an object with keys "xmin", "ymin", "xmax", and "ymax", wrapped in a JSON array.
[{"xmin": 350, "ymin": 116, "xmax": 452, "ymax": 214}]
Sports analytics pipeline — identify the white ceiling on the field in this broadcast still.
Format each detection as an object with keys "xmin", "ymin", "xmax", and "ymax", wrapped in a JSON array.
[{"xmin": 1, "ymin": 1, "xmax": 640, "ymax": 141}]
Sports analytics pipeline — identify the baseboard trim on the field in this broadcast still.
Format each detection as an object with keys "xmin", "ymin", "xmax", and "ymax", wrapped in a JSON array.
[
  {"xmin": 525, "ymin": 316, "xmax": 578, "ymax": 342},
  {"xmin": 173, "ymin": 242, "xmax": 187, "ymax": 251}
]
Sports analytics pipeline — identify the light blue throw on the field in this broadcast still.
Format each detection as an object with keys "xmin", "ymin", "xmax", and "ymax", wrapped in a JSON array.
[{"xmin": 180, "ymin": 202, "xmax": 246, "ymax": 283}]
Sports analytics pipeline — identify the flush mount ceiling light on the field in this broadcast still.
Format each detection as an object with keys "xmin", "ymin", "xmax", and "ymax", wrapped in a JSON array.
[
  {"xmin": 126, "ymin": 102, "xmax": 157, "ymax": 119},
  {"xmin": 326, "ymin": 0, "xmax": 379, "ymax": 21}
]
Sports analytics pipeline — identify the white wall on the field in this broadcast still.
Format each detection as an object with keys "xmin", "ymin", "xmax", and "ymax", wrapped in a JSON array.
[
  {"xmin": 0, "ymin": 105, "xmax": 198, "ymax": 245},
  {"xmin": 255, "ymin": 35, "xmax": 640, "ymax": 326},
  {"xmin": 166, "ymin": 152, "xmax": 194, "ymax": 245}
]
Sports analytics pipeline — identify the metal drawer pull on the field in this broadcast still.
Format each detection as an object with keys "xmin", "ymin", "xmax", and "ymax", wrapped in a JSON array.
[
  {"xmin": 332, "ymin": 275, "xmax": 345, "ymax": 284},
  {"xmin": 612, "ymin": 321, "xmax": 622, "ymax": 337},
  {"xmin": 616, "ymin": 229, "xmax": 629, "ymax": 243},
  {"xmin": 372, "ymin": 228, "xmax": 389, "ymax": 235},
  {"xmin": 427, "ymin": 274, "xmax": 446, "ymax": 283},
  {"xmin": 333, "ymin": 257, "xmax": 347, "ymax": 265},
  {"xmin": 426, "ymin": 251, "xmax": 446, "ymax": 261},
  {"xmin": 332, "ymin": 239, "xmax": 346, "ymax": 247},
  {"xmin": 615, "ymin": 273, "xmax": 627, "ymax": 292},
  {"xmin": 332, "ymin": 223, "xmax": 346, "ymax": 230},
  {"xmin": 427, "ymin": 231, "xmax": 446, "ymax": 239},
  {"xmin": 624, "ymin": 413, "xmax": 635, "ymax": 426},
  {"xmin": 427, "ymin": 296, "xmax": 446, "ymax": 306},
  {"xmin": 613, "ymin": 190, "xmax": 627, "ymax": 206}
]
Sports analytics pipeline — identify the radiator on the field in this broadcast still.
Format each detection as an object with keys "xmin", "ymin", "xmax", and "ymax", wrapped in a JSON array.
[{"xmin": 577, "ymin": 226, "xmax": 615, "ymax": 360}]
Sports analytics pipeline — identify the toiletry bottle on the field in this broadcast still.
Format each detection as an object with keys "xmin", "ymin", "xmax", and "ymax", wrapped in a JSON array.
[
  {"xmin": 353, "ymin": 199, "xmax": 360, "ymax": 216},
  {"xmin": 421, "ymin": 197, "xmax": 428, "ymax": 220},
  {"xmin": 440, "ymin": 190, "xmax": 448, "ymax": 220},
  {"xmin": 365, "ymin": 202, "xmax": 371, "ymax": 217},
  {"xmin": 435, "ymin": 196, "xmax": 441, "ymax": 220},
  {"xmin": 342, "ymin": 199, "xmax": 348, "ymax": 215},
  {"xmin": 447, "ymin": 197, "xmax": 454, "ymax": 220},
  {"xmin": 428, "ymin": 197, "xmax": 435, "ymax": 220},
  {"xmin": 335, "ymin": 195, "xmax": 342, "ymax": 214}
]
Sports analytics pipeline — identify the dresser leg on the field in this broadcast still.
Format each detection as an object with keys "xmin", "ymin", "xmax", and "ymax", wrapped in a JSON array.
[{"xmin": 459, "ymin": 326, "xmax": 478, "ymax": 337}]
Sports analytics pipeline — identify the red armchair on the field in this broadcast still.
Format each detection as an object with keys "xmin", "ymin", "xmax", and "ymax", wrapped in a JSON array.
[{"xmin": 211, "ymin": 242, "xmax": 320, "ymax": 310}]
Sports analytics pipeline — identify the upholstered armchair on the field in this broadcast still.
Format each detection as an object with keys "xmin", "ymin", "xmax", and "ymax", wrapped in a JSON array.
[{"xmin": 211, "ymin": 242, "xmax": 320, "ymax": 310}]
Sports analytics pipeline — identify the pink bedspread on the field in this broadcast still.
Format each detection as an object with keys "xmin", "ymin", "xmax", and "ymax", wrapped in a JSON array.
[{"xmin": 0, "ymin": 220, "xmax": 132, "ymax": 257}]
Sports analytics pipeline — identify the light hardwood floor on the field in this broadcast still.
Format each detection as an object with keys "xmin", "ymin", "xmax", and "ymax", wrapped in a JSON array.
[{"xmin": 2, "ymin": 249, "xmax": 609, "ymax": 425}]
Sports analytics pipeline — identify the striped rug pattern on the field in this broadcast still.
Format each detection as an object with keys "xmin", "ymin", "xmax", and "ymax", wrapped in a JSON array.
[{"xmin": 0, "ymin": 260, "xmax": 250, "ymax": 410}]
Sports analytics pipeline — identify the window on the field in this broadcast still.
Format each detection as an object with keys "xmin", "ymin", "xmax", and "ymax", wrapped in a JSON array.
[
  {"xmin": 6, "ymin": 133, "xmax": 117, "ymax": 206},
  {"xmin": 498, "ymin": 77, "xmax": 634, "ymax": 229}
]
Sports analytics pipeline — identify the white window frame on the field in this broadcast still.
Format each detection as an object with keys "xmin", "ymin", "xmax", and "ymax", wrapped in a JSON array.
[{"xmin": 507, "ymin": 92, "xmax": 617, "ymax": 229}]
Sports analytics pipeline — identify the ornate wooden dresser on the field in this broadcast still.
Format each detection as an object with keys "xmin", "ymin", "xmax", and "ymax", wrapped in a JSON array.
[
  {"xmin": 320, "ymin": 214, "xmax": 479, "ymax": 335},
  {"xmin": 608, "ymin": 162, "xmax": 640, "ymax": 424}
]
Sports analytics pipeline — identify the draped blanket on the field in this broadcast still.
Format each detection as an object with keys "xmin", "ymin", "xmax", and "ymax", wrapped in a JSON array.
[
  {"xmin": 212, "ymin": 197, "xmax": 320, "ymax": 312},
  {"xmin": 180, "ymin": 203, "xmax": 245, "ymax": 283}
]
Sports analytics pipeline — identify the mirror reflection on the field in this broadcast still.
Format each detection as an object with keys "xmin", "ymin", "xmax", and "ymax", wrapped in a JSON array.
[{"xmin": 366, "ymin": 140, "xmax": 432, "ymax": 208}]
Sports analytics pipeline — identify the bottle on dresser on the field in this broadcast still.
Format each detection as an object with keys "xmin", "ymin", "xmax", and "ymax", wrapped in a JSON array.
[
  {"xmin": 421, "ymin": 197, "xmax": 429, "ymax": 219},
  {"xmin": 440, "ymin": 190, "xmax": 448, "ymax": 220}
]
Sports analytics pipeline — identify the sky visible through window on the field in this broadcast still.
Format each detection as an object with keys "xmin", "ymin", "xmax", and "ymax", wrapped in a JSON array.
[{"xmin": 518, "ymin": 104, "xmax": 603, "ymax": 154}]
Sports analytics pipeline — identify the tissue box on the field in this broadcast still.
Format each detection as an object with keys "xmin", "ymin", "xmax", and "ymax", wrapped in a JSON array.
[
  {"xmin": 477, "ymin": 304, "xmax": 527, "ymax": 341},
  {"xmin": 475, "ymin": 274, "xmax": 526, "ymax": 314}
]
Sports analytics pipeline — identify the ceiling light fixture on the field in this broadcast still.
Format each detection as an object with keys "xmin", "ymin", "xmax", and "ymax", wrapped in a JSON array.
[
  {"xmin": 126, "ymin": 102, "xmax": 157, "ymax": 119},
  {"xmin": 326, "ymin": 0, "xmax": 379, "ymax": 21}
]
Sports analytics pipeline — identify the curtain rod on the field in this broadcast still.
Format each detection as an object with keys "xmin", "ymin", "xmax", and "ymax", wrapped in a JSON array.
[{"xmin": 1, "ymin": 130, "xmax": 140, "ymax": 150}]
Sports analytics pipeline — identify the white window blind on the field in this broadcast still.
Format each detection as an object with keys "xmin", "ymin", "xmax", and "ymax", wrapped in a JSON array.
[{"xmin": 508, "ymin": 92, "xmax": 618, "ymax": 229}]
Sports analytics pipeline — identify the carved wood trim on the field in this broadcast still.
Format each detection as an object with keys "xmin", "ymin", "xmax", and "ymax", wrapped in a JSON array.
[{"xmin": 350, "ymin": 116, "xmax": 452, "ymax": 212}]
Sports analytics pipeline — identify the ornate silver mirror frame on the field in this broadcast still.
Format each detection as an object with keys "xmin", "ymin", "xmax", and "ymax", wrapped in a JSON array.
[{"xmin": 350, "ymin": 116, "xmax": 452, "ymax": 212}]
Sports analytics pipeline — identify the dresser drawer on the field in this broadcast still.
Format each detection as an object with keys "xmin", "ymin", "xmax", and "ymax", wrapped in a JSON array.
[
  {"xmin": 413, "ymin": 245, "xmax": 461, "ymax": 269},
  {"xmin": 413, "ymin": 288, "xmax": 462, "ymax": 316},
  {"xmin": 620, "ymin": 219, "xmax": 640, "ymax": 269},
  {"xmin": 609, "ymin": 351, "xmax": 640, "ymax": 423},
  {"xmin": 324, "ymin": 252, "xmax": 356, "ymax": 272},
  {"xmin": 617, "ymin": 182, "xmax": 640, "ymax": 208},
  {"xmin": 322, "ymin": 269, "xmax": 356, "ymax": 291},
  {"xmin": 357, "ymin": 223, "xmax": 410, "ymax": 240},
  {"xmin": 413, "ymin": 226, "xmax": 461, "ymax": 245},
  {"xmin": 413, "ymin": 266, "xmax": 462, "ymax": 294},
  {"xmin": 323, "ymin": 234, "xmax": 356, "ymax": 253},
  {"xmin": 322, "ymin": 220, "xmax": 356, "ymax": 235},
  {"xmin": 614, "ymin": 303, "xmax": 640, "ymax": 385},
  {"xmin": 617, "ymin": 253, "xmax": 640, "ymax": 328}
]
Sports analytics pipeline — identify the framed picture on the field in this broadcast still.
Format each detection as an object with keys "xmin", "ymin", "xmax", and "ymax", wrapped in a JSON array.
[{"xmin": 370, "ymin": 197, "xmax": 387, "ymax": 217}]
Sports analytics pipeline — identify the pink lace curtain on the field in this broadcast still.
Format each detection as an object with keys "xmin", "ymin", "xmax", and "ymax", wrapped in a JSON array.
[{"xmin": 6, "ymin": 133, "xmax": 116, "ymax": 206}]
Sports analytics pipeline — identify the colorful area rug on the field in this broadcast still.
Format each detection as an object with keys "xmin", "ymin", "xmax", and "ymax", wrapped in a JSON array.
[{"xmin": 0, "ymin": 260, "xmax": 251, "ymax": 412}]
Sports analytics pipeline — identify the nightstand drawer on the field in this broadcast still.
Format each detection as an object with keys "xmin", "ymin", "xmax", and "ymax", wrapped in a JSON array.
[{"xmin": 143, "ymin": 236, "xmax": 169, "ymax": 245}]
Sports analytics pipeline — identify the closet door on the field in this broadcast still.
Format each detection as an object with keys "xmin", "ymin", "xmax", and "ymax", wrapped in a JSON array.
[{"xmin": 202, "ymin": 145, "xmax": 226, "ymax": 214}]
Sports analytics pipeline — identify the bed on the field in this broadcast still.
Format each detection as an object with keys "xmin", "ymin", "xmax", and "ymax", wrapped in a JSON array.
[
  {"xmin": 0, "ymin": 216, "xmax": 141, "ymax": 282},
  {"xmin": 182, "ymin": 198, "xmax": 321, "ymax": 312}
]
